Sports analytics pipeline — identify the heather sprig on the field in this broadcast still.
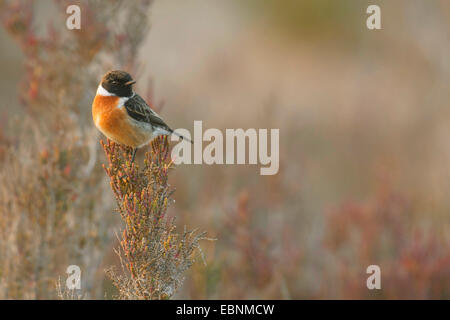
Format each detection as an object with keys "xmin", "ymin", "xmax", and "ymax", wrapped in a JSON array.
[{"xmin": 102, "ymin": 137, "xmax": 205, "ymax": 300}]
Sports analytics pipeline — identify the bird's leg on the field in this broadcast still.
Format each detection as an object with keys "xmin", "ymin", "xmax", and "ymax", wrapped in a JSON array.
[{"xmin": 131, "ymin": 148, "xmax": 137, "ymax": 164}]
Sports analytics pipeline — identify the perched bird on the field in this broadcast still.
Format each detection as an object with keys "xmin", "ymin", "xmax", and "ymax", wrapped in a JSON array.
[{"xmin": 92, "ymin": 70, "xmax": 192, "ymax": 162}]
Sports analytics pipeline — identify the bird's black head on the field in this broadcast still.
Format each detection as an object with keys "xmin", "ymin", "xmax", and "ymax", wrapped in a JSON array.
[{"xmin": 101, "ymin": 70, "xmax": 136, "ymax": 97}]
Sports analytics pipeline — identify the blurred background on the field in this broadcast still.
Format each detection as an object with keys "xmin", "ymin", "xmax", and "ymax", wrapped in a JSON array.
[{"xmin": 0, "ymin": 0, "xmax": 449, "ymax": 299}]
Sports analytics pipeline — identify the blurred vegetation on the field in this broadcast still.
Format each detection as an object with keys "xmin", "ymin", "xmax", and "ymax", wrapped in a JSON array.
[
  {"xmin": 0, "ymin": 0, "xmax": 154, "ymax": 299},
  {"xmin": 243, "ymin": 0, "xmax": 368, "ymax": 42}
]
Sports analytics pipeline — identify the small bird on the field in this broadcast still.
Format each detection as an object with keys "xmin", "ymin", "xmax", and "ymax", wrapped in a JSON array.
[{"xmin": 92, "ymin": 70, "xmax": 192, "ymax": 162}]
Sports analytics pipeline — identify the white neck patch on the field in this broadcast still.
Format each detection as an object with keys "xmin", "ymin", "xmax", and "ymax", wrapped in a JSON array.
[
  {"xmin": 96, "ymin": 84, "xmax": 115, "ymax": 96},
  {"xmin": 96, "ymin": 84, "xmax": 135, "ymax": 109},
  {"xmin": 96, "ymin": 84, "xmax": 135, "ymax": 98}
]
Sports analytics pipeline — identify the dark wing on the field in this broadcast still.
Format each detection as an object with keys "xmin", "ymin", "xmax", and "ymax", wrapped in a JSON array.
[{"xmin": 124, "ymin": 94, "xmax": 172, "ymax": 131}]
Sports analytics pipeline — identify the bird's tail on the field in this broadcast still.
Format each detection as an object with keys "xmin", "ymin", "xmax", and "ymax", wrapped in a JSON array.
[
  {"xmin": 168, "ymin": 129, "xmax": 193, "ymax": 144},
  {"xmin": 154, "ymin": 127, "xmax": 193, "ymax": 144}
]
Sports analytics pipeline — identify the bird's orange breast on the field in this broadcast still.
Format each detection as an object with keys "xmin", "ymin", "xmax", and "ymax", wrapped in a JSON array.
[{"xmin": 92, "ymin": 94, "xmax": 148, "ymax": 147}]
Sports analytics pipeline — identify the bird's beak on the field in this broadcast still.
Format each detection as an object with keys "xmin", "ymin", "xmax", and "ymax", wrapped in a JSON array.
[{"xmin": 125, "ymin": 80, "xmax": 136, "ymax": 86}]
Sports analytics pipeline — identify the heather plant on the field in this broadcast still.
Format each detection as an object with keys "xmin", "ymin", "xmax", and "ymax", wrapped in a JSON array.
[
  {"xmin": 0, "ymin": 0, "xmax": 154, "ymax": 299},
  {"xmin": 102, "ymin": 136, "xmax": 205, "ymax": 300},
  {"xmin": 323, "ymin": 188, "xmax": 450, "ymax": 299}
]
